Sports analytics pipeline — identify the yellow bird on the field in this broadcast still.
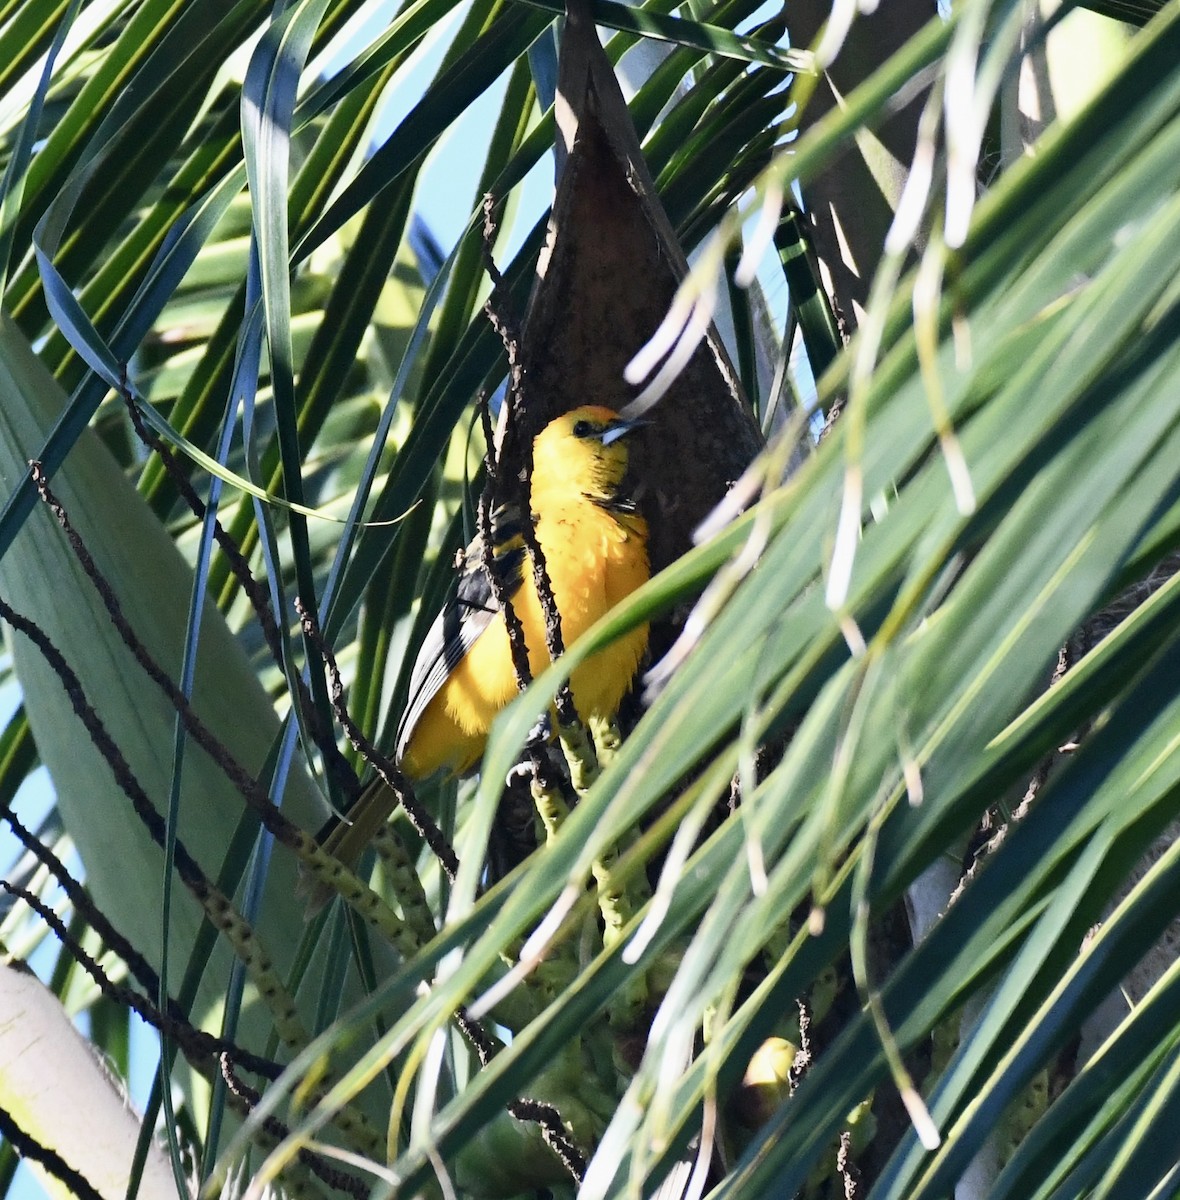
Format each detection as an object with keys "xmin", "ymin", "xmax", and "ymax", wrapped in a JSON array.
[{"xmin": 322, "ymin": 405, "xmax": 650, "ymax": 866}]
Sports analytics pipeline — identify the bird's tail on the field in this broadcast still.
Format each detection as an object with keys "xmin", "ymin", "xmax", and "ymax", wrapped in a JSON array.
[{"xmin": 298, "ymin": 776, "xmax": 398, "ymax": 914}]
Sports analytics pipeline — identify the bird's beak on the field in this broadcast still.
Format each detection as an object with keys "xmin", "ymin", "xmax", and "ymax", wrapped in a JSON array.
[{"xmin": 601, "ymin": 416, "xmax": 649, "ymax": 446}]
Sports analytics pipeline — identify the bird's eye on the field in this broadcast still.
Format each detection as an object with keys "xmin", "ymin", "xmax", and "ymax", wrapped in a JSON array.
[{"xmin": 572, "ymin": 419, "xmax": 594, "ymax": 438}]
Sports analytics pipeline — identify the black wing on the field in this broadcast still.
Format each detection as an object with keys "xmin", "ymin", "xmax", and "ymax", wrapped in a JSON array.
[{"xmin": 395, "ymin": 502, "xmax": 528, "ymax": 762}]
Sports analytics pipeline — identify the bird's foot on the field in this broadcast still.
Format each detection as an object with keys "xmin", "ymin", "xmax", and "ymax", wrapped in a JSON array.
[{"xmin": 525, "ymin": 713, "xmax": 553, "ymax": 750}]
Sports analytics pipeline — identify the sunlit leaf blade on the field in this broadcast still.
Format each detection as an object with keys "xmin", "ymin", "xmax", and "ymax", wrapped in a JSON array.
[{"xmin": 0, "ymin": 313, "xmax": 327, "ymax": 1043}]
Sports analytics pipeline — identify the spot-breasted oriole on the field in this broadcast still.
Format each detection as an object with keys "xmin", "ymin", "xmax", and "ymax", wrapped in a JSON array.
[{"xmin": 320, "ymin": 405, "xmax": 649, "ymax": 869}]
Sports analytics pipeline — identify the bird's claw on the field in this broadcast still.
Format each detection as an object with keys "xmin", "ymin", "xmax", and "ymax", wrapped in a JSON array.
[
  {"xmin": 525, "ymin": 713, "xmax": 553, "ymax": 749},
  {"xmin": 505, "ymin": 760, "xmax": 535, "ymax": 786},
  {"xmin": 503, "ymin": 716, "xmax": 554, "ymax": 787}
]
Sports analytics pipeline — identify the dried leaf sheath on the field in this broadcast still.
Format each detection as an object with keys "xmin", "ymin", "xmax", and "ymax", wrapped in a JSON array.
[{"xmin": 499, "ymin": 0, "xmax": 762, "ymax": 584}]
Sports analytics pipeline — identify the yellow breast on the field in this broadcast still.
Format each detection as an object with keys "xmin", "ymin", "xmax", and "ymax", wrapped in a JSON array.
[{"xmin": 401, "ymin": 501, "xmax": 649, "ymax": 779}]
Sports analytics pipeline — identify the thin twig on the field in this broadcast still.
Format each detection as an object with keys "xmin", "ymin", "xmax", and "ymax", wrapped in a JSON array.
[
  {"xmin": 2, "ymin": 808, "xmax": 160, "ymax": 996},
  {"xmin": 119, "ymin": 385, "xmax": 359, "ymax": 805},
  {"xmin": 0, "ymin": 593, "xmax": 390, "ymax": 1159},
  {"xmin": 2, "ymin": 804, "xmax": 286, "ymax": 1076},
  {"xmin": 0, "ymin": 596, "xmax": 226, "ymax": 910},
  {"xmin": 518, "ymin": 520, "xmax": 579, "ymax": 731},
  {"xmin": 454, "ymin": 1005, "xmax": 498, "ymax": 1068},
  {"xmin": 0, "ymin": 597, "xmax": 369, "ymax": 1135},
  {"xmin": 479, "ymin": 201, "xmax": 586, "ymax": 805},
  {"xmin": 476, "ymin": 394, "xmax": 534, "ymax": 699},
  {"xmin": 119, "ymin": 383, "xmax": 283, "ymax": 668},
  {"xmin": 296, "ymin": 597, "xmax": 459, "ymax": 884},
  {"xmin": 125, "ymin": 370, "xmax": 586, "ymax": 1183},
  {"xmin": 790, "ymin": 996, "xmax": 813, "ymax": 1094},
  {"xmin": 299, "ymin": 580, "xmax": 586, "ymax": 1181},
  {"xmin": 479, "ymin": 196, "xmax": 579, "ymax": 730},
  {"xmin": 1, "ymin": 879, "xmax": 281, "ymax": 1080},
  {"xmin": 476, "ymin": 398, "xmax": 571, "ymax": 832},
  {"xmin": 26, "ymin": 466, "xmax": 410, "ymax": 946},
  {"xmin": 218, "ymin": 1056, "xmax": 371, "ymax": 1199},
  {"xmin": 837, "ymin": 1129, "xmax": 861, "ymax": 1199},
  {"xmin": 507, "ymin": 1098, "xmax": 587, "ymax": 1182},
  {"xmin": 0, "ymin": 1103, "xmax": 104, "ymax": 1200}
]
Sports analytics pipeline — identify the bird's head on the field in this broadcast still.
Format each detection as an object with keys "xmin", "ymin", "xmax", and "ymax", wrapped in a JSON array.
[{"xmin": 530, "ymin": 405, "xmax": 645, "ymax": 508}]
